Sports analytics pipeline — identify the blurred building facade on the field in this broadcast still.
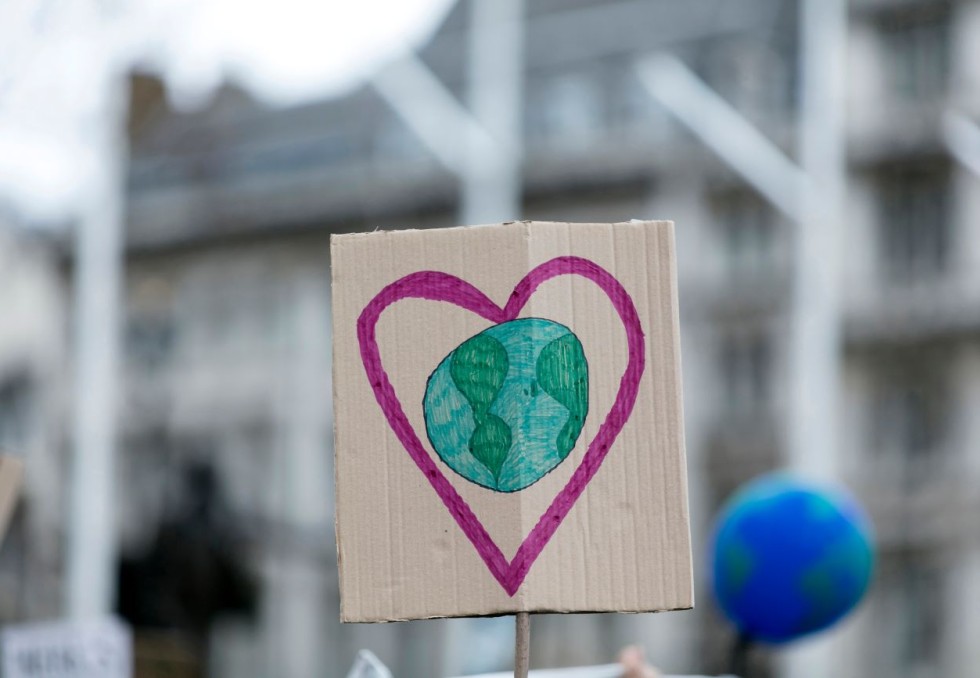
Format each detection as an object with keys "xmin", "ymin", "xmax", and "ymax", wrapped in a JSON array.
[
  {"xmin": 0, "ymin": 222, "xmax": 65, "ymax": 624},
  {"xmin": 1, "ymin": 0, "xmax": 979, "ymax": 676}
]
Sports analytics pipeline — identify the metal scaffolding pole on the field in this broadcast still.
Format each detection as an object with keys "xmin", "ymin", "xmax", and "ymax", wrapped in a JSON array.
[
  {"xmin": 636, "ymin": 0, "xmax": 846, "ymax": 484},
  {"xmin": 790, "ymin": 0, "xmax": 847, "ymax": 480},
  {"xmin": 783, "ymin": 2, "xmax": 848, "ymax": 677},
  {"xmin": 372, "ymin": 55, "xmax": 502, "ymax": 176},
  {"xmin": 637, "ymin": 10, "xmax": 848, "ymax": 669},
  {"xmin": 372, "ymin": 0, "xmax": 523, "ymax": 228},
  {"xmin": 463, "ymin": 0, "xmax": 524, "ymax": 225},
  {"xmin": 635, "ymin": 54, "xmax": 809, "ymax": 223},
  {"xmin": 66, "ymin": 79, "xmax": 126, "ymax": 619}
]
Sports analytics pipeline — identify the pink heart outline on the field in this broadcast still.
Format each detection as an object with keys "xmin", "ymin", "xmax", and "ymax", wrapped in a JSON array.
[{"xmin": 357, "ymin": 256, "xmax": 645, "ymax": 596}]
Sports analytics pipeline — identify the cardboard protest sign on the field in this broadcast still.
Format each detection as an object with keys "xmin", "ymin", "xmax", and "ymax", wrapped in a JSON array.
[
  {"xmin": 0, "ymin": 456, "xmax": 23, "ymax": 544},
  {"xmin": 332, "ymin": 221, "xmax": 693, "ymax": 622}
]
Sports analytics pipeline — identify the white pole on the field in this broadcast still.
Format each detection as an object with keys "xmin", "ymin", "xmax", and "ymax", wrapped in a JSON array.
[
  {"xmin": 635, "ymin": 4, "xmax": 846, "ymax": 483},
  {"xmin": 372, "ymin": 55, "xmax": 501, "ymax": 176},
  {"xmin": 634, "ymin": 54, "xmax": 809, "ymax": 223},
  {"xmin": 789, "ymin": 0, "xmax": 847, "ymax": 480},
  {"xmin": 66, "ymin": 78, "xmax": 126, "ymax": 619},
  {"xmin": 463, "ymin": 0, "xmax": 524, "ymax": 225},
  {"xmin": 279, "ymin": 272, "xmax": 332, "ymax": 678},
  {"xmin": 783, "ymin": 1, "xmax": 847, "ymax": 676}
]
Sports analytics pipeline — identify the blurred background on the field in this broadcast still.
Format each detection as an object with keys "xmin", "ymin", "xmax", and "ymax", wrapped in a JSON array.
[{"xmin": 0, "ymin": 0, "xmax": 974, "ymax": 676}]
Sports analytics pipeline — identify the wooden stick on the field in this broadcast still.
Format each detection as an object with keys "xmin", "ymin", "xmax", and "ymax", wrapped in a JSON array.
[{"xmin": 514, "ymin": 611, "xmax": 531, "ymax": 678}]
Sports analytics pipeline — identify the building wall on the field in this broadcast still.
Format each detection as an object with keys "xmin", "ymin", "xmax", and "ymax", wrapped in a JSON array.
[
  {"xmin": 839, "ymin": 4, "xmax": 977, "ymax": 678},
  {"xmin": 0, "ymin": 225, "xmax": 67, "ymax": 622}
]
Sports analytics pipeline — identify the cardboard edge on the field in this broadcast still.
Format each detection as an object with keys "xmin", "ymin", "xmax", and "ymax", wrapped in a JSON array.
[
  {"xmin": 329, "ymin": 221, "xmax": 531, "ymax": 245},
  {"xmin": 342, "ymin": 603, "xmax": 695, "ymax": 624},
  {"xmin": 329, "ymin": 221, "xmax": 680, "ymax": 246},
  {"xmin": 329, "ymin": 235, "xmax": 350, "ymax": 623},
  {"xmin": 661, "ymin": 221, "xmax": 696, "ymax": 609}
]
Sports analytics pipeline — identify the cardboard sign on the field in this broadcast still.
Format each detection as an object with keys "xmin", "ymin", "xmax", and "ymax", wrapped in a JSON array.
[
  {"xmin": 1, "ymin": 617, "xmax": 132, "ymax": 678},
  {"xmin": 0, "ymin": 456, "xmax": 24, "ymax": 544},
  {"xmin": 332, "ymin": 221, "xmax": 693, "ymax": 622}
]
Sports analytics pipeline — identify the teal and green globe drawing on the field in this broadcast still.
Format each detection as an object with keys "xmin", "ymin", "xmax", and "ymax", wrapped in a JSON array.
[
  {"xmin": 423, "ymin": 318, "xmax": 589, "ymax": 492},
  {"xmin": 710, "ymin": 474, "xmax": 875, "ymax": 644}
]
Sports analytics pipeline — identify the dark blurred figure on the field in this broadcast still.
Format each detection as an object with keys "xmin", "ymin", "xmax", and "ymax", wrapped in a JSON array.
[{"xmin": 118, "ymin": 461, "xmax": 257, "ymax": 678}]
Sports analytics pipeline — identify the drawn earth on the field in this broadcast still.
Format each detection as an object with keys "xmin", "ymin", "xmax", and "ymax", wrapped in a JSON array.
[
  {"xmin": 423, "ymin": 317, "xmax": 589, "ymax": 492},
  {"xmin": 357, "ymin": 256, "xmax": 645, "ymax": 594}
]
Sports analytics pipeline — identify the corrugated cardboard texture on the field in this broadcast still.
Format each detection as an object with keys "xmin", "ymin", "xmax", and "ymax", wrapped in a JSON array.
[{"xmin": 332, "ymin": 221, "xmax": 692, "ymax": 622}]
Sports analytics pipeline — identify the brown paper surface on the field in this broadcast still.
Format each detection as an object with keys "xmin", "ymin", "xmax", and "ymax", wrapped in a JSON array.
[
  {"xmin": 332, "ymin": 221, "xmax": 692, "ymax": 622},
  {"xmin": 0, "ymin": 457, "xmax": 23, "ymax": 546}
]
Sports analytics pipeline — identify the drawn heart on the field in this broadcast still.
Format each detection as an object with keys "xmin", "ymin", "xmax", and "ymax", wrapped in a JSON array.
[{"xmin": 357, "ymin": 256, "xmax": 645, "ymax": 596}]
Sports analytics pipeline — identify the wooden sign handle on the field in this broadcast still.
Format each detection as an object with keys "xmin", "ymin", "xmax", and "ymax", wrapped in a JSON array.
[{"xmin": 514, "ymin": 612, "xmax": 530, "ymax": 678}]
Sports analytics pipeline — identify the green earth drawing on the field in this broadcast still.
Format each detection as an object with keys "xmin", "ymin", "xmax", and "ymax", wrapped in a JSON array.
[{"xmin": 422, "ymin": 318, "xmax": 589, "ymax": 492}]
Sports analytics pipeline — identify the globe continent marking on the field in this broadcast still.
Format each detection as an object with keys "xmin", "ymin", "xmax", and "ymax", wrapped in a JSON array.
[
  {"xmin": 710, "ymin": 475, "xmax": 875, "ymax": 644},
  {"xmin": 423, "ymin": 318, "xmax": 589, "ymax": 492}
]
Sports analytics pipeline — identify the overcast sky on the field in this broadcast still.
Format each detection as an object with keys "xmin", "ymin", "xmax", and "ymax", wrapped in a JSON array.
[{"xmin": 0, "ymin": 0, "xmax": 455, "ymax": 223}]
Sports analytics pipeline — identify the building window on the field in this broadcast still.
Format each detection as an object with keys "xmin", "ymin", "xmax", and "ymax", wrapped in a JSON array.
[
  {"xmin": 878, "ymin": 163, "xmax": 949, "ymax": 281},
  {"xmin": 714, "ymin": 190, "xmax": 777, "ymax": 279},
  {"xmin": 605, "ymin": 61, "xmax": 661, "ymax": 136},
  {"xmin": 697, "ymin": 39, "xmax": 791, "ymax": 120},
  {"xmin": 719, "ymin": 330, "xmax": 772, "ymax": 417},
  {"xmin": 0, "ymin": 371, "xmax": 32, "ymax": 452},
  {"xmin": 527, "ymin": 71, "xmax": 603, "ymax": 148},
  {"xmin": 872, "ymin": 555, "xmax": 945, "ymax": 676},
  {"xmin": 128, "ymin": 276, "xmax": 176, "ymax": 370},
  {"xmin": 872, "ymin": 353, "xmax": 947, "ymax": 470},
  {"xmin": 880, "ymin": 8, "xmax": 950, "ymax": 102},
  {"xmin": 178, "ymin": 267, "xmax": 286, "ymax": 361},
  {"xmin": 901, "ymin": 559, "xmax": 944, "ymax": 671},
  {"xmin": 375, "ymin": 114, "xmax": 426, "ymax": 162},
  {"xmin": 126, "ymin": 316, "xmax": 175, "ymax": 370}
]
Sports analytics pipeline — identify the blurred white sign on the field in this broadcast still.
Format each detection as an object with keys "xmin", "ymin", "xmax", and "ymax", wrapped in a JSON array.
[
  {"xmin": 348, "ymin": 651, "xmax": 736, "ymax": 678},
  {"xmin": 346, "ymin": 650, "xmax": 394, "ymax": 678},
  {"xmin": 1, "ymin": 617, "xmax": 132, "ymax": 678}
]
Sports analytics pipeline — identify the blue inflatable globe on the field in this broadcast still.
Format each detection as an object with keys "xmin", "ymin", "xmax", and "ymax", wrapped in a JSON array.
[{"xmin": 710, "ymin": 475, "xmax": 875, "ymax": 644}]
